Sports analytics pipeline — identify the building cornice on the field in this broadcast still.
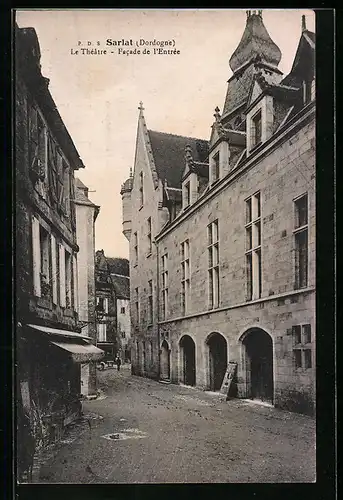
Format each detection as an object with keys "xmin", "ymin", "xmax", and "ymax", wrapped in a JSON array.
[{"xmin": 158, "ymin": 287, "xmax": 315, "ymax": 326}]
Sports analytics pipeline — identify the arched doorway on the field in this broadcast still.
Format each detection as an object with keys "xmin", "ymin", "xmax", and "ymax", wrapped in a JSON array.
[
  {"xmin": 206, "ymin": 333, "xmax": 228, "ymax": 391},
  {"xmin": 180, "ymin": 336, "xmax": 196, "ymax": 386},
  {"xmin": 160, "ymin": 340, "xmax": 170, "ymax": 380},
  {"xmin": 242, "ymin": 328, "xmax": 273, "ymax": 404}
]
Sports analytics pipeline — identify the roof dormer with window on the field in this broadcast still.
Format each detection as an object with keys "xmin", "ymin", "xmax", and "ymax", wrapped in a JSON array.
[{"xmin": 209, "ymin": 107, "xmax": 246, "ymax": 180}]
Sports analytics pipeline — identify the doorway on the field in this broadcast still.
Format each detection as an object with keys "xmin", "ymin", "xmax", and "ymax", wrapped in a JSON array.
[
  {"xmin": 207, "ymin": 333, "xmax": 228, "ymax": 391},
  {"xmin": 180, "ymin": 336, "xmax": 196, "ymax": 386},
  {"xmin": 160, "ymin": 340, "xmax": 170, "ymax": 380},
  {"xmin": 242, "ymin": 328, "xmax": 273, "ymax": 403}
]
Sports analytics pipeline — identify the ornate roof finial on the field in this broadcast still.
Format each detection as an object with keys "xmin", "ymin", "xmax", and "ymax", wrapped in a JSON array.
[
  {"xmin": 258, "ymin": 10, "xmax": 263, "ymax": 17},
  {"xmin": 302, "ymin": 15, "xmax": 307, "ymax": 32},
  {"xmin": 246, "ymin": 10, "xmax": 251, "ymax": 19},
  {"xmin": 138, "ymin": 101, "xmax": 144, "ymax": 111},
  {"xmin": 129, "ymin": 167, "xmax": 133, "ymax": 177},
  {"xmin": 214, "ymin": 106, "xmax": 221, "ymax": 122}
]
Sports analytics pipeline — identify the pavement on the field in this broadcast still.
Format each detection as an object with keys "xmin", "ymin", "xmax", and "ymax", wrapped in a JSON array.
[{"xmin": 31, "ymin": 364, "xmax": 316, "ymax": 484}]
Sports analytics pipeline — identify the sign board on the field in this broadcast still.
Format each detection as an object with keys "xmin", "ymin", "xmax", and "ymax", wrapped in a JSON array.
[{"xmin": 219, "ymin": 362, "xmax": 237, "ymax": 398}]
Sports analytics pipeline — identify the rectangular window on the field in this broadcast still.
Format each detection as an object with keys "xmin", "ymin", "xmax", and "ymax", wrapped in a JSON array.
[
  {"xmin": 304, "ymin": 349, "xmax": 312, "ymax": 369},
  {"xmin": 303, "ymin": 324, "xmax": 312, "ymax": 344},
  {"xmin": 120, "ymin": 306, "xmax": 125, "ymax": 314},
  {"xmin": 245, "ymin": 192, "xmax": 262, "ymax": 300},
  {"xmin": 148, "ymin": 280, "xmax": 153, "ymax": 324},
  {"xmin": 139, "ymin": 171, "xmax": 144, "ymax": 207},
  {"xmin": 181, "ymin": 240, "xmax": 190, "ymax": 315},
  {"xmin": 252, "ymin": 110, "xmax": 262, "ymax": 147},
  {"xmin": 161, "ymin": 254, "xmax": 169, "ymax": 319},
  {"xmin": 212, "ymin": 152, "xmax": 220, "ymax": 183},
  {"xmin": 147, "ymin": 217, "xmax": 152, "ymax": 255},
  {"xmin": 121, "ymin": 331, "xmax": 126, "ymax": 339},
  {"xmin": 292, "ymin": 325, "xmax": 302, "ymax": 345},
  {"xmin": 97, "ymin": 323, "xmax": 107, "ymax": 342},
  {"xmin": 134, "ymin": 232, "xmax": 138, "ymax": 266},
  {"xmin": 208, "ymin": 221, "xmax": 219, "ymax": 309},
  {"xmin": 183, "ymin": 181, "xmax": 190, "ymax": 209},
  {"xmin": 39, "ymin": 225, "xmax": 52, "ymax": 300},
  {"xmin": 135, "ymin": 287, "xmax": 139, "ymax": 324},
  {"xmin": 294, "ymin": 194, "xmax": 308, "ymax": 289},
  {"xmin": 294, "ymin": 349, "xmax": 302, "ymax": 368}
]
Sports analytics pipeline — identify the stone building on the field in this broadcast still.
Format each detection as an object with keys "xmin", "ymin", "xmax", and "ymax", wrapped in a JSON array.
[
  {"xmin": 74, "ymin": 178, "xmax": 100, "ymax": 396},
  {"xmin": 95, "ymin": 252, "xmax": 130, "ymax": 360},
  {"xmin": 111, "ymin": 272, "xmax": 131, "ymax": 362},
  {"xmin": 15, "ymin": 24, "xmax": 104, "ymax": 460},
  {"xmin": 121, "ymin": 12, "xmax": 315, "ymax": 415}
]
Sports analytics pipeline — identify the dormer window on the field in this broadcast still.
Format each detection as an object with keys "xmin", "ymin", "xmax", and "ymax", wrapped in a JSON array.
[
  {"xmin": 252, "ymin": 110, "xmax": 262, "ymax": 147},
  {"xmin": 183, "ymin": 181, "xmax": 190, "ymax": 209},
  {"xmin": 212, "ymin": 152, "xmax": 220, "ymax": 183}
]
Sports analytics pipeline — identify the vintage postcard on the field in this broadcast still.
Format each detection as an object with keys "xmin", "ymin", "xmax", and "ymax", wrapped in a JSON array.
[{"xmin": 15, "ymin": 8, "xmax": 317, "ymax": 485}]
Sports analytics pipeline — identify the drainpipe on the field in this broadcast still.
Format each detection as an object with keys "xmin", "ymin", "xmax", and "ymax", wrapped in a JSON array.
[{"xmin": 153, "ymin": 239, "xmax": 161, "ymax": 380}]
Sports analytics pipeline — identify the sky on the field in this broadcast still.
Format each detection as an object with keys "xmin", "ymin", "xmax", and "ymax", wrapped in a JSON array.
[{"xmin": 16, "ymin": 9, "xmax": 315, "ymax": 258}]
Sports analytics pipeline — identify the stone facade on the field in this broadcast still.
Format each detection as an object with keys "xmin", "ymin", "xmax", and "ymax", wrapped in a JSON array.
[{"xmin": 122, "ymin": 13, "xmax": 316, "ymax": 415}]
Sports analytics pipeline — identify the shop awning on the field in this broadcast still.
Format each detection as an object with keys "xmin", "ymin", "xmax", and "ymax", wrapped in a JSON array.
[
  {"xmin": 50, "ymin": 341, "xmax": 105, "ymax": 363},
  {"xmin": 27, "ymin": 323, "xmax": 91, "ymax": 341}
]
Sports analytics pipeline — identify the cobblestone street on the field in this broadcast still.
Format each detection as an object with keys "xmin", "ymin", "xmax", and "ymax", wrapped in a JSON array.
[{"xmin": 27, "ymin": 365, "xmax": 316, "ymax": 484}]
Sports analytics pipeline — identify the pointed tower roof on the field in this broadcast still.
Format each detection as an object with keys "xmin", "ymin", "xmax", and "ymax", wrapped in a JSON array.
[{"xmin": 229, "ymin": 11, "xmax": 281, "ymax": 74}]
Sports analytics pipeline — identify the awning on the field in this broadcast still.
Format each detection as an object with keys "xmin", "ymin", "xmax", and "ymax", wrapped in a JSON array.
[
  {"xmin": 50, "ymin": 341, "xmax": 105, "ymax": 363},
  {"xmin": 27, "ymin": 323, "xmax": 91, "ymax": 341}
]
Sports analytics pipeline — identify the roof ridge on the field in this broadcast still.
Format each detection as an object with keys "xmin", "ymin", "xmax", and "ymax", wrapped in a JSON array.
[{"xmin": 148, "ymin": 129, "xmax": 208, "ymax": 143}]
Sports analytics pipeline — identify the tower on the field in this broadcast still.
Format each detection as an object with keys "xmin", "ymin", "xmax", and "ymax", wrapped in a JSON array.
[{"xmin": 221, "ymin": 10, "xmax": 283, "ymax": 129}]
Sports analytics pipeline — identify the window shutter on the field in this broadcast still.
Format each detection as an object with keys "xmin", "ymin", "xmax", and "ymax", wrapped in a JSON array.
[
  {"xmin": 73, "ymin": 254, "xmax": 78, "ymax": 312},
  {"xmin": 59, "ymin": 245, "xmax": 66, "ymax": 307},
  {"xmin": 51, "ymin": 234, "xmax": 57, "ymax": 303},
  {"xmin": 32, "ymin": 216, "xmax": 41, "ymax": 297}
]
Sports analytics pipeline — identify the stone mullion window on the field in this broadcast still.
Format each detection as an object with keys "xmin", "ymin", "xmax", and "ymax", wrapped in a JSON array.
[
  {"xmin": 294, "ymin": 193, "xmax": 308, "ymax": 289},
  {"xmin": 208, "ymin": 220, "xmax": 219, "ymax": 309},
  {"xmin": 245, "ymin": 192, "xmax": 262, "ymax": 300},
  {"xmin": 133, "ymin": 232, "xmax": 138, "ymax": 266},
  {"xmin": 181, "ymin": 240, "xmax": 190, "ymax": 315},
  {"xmin": 135, "ymin": 287, "xmax": 139, "ymax": 325},
  {"xmin": 292, "ymin": 324, "xmax": 312, "ymax": 369},
  {"xmin": 161, "ymin": 254, "xmax": 169, "ymax": 320},
  {"xmin": 148, "ymin": 280, "xmax": 153, "ymax": 324}
]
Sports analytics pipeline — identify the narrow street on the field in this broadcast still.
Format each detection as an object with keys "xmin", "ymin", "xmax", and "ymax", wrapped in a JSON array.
[{"xmin": 35, "ymin": 365, "xmax": 315, "ymax": 484}]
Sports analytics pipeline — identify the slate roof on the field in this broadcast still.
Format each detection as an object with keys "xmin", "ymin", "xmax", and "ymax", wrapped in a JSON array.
[
  {"xmin": 148, "ymin": 130, "xmax": 209, "ymax": 189},
  {"xmin": 110, "ymin": 274, "xmax": 130, "ymax": 300},
  {"xmin": 74, "ymin": 178, "xmax": 98, "ymax": 207},
  {"xmin": 229, "ymin": 13, "xmax": 281, "ymax": 73}
]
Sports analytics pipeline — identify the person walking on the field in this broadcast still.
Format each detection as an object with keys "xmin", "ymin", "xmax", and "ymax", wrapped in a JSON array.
[{"xmin": 115, "ymin": 355, "xmax": 122, "ymax": 372}]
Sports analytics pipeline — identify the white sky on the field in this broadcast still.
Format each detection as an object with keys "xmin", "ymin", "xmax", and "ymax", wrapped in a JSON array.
[{"xmin": 16, "ymin": 9, "xmax": 315, "ymax": 258}]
